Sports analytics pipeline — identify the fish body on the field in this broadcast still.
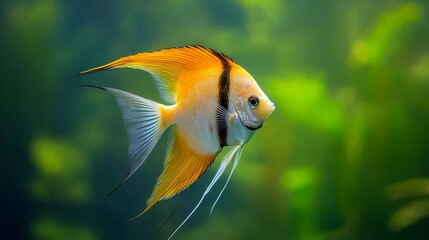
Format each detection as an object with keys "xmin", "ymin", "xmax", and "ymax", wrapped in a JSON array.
[{"xmin": 76, "ymin": 45, "xmax": 274, "ymax": 237}]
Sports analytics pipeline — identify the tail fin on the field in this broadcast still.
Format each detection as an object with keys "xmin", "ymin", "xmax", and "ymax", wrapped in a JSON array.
[{"xmin": 84, "ymin": 86, "xmax": 169, "ymax": 195}]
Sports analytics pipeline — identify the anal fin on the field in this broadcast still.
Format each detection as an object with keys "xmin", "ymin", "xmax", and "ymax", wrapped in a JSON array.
[{"xmin": 144, "ymin": 128, "xmax": 218, "ymax": 213}]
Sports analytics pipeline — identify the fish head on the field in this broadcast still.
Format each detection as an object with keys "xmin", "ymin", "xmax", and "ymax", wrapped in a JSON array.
[{"xmin": 232, "ymin": 68, "xmax": 275, "ymax": 130}]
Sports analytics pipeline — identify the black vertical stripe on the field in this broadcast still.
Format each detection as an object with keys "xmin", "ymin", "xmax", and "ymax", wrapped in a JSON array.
[{"xmin": 213, "ymin": 50, "xmax": 231, "ymax": 147}]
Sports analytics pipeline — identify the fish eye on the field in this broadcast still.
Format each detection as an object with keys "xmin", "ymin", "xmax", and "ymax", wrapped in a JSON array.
[{"xmin": 248, "ymin": 96, "xmax": 259, "ymax": 108}]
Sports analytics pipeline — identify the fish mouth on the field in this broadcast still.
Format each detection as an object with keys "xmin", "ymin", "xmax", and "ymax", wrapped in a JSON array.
[
  {"xmin": 237, "ymin": 112, "xmax": 263, "ymax": 131},
  {"xmin": 244, "ymin": 123, "xmax": 263, "ymax": 131}
]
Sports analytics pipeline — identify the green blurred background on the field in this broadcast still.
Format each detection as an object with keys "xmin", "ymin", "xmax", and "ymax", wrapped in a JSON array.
[{"xmin": 2, "ymin": 0, "xmax": 429, "ymax": 239}]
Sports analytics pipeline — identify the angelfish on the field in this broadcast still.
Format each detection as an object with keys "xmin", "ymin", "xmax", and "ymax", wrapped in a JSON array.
[{"xmin": 75, "ymin": 45, "xmax": 275, "ymax": 238}]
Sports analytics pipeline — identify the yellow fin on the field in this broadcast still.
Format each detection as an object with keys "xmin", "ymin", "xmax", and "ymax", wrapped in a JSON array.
[
  {"xmin": 143, "ymin": 127, "xmax": 218, "ymax": 213},
  {"xmin": 76, "ymin": 45, "xmax": 235, "ymax": 104}
]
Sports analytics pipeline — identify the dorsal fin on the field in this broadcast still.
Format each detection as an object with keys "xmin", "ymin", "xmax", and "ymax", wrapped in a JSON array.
[{"xmin": 74, "ymin": 45, "xmax": 235, "ymax": 105}]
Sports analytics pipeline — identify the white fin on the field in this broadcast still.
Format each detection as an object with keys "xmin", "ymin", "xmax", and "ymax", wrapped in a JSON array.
[
  {"xmin": 167, "ymin": 145, "xmax": 244, "ymax": 240},
  {"xmin": 210, "ymin": 145, "xmax": 244, "ymax": 215},
  {"xmin": 101, "ymin": 87, "xmax": 167, "ymax": 195}
]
